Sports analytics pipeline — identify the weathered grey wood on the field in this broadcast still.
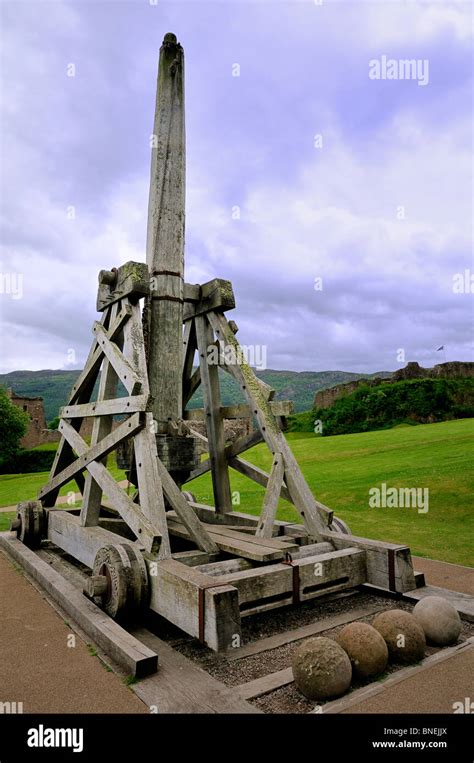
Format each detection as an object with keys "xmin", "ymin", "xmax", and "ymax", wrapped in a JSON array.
[
  {"xmin": 46, "ymin": 510, "xmax": 142, "ymax": 568},
  {"xmin": 292, "ymin": 542, "xmax": 335, "ymax": 558},
  {"xmin": 190, "ymin": 523, "xmax": 297, "ymax": 553},
  {"xmin": 183, "ymin": 278, "xmax": 235, "ymax": 320},
  {"xmin": 219, "ymin": 548, "xmax": 366, "ymax": 614},
  {"xmin": 321, "ymin": 531, "xmax": 416, "ymax": 592},
  {"xmin": 403, "ymin": 585, "xmax": 474, "ymax": 622},
  {"xmin": 0, "ymin": 534, "xmax": 157, "ymax": 677},
  {"xmin": 148, "ymin": 558, "xmax": 241, "ymax": 651},
  {"xmin": 58, "ymin": 421, "xmax": 161, "ymax": 554},
  {"xmin": 182, "ymin": 319, "xmax": 197, "ymax": 405},
  {"xmin": 187, "ymin": 426, "xmax": 208, "ymax": 445},
  {"xmin": 130, "ymin": 627, "xmax": 260, "ymax": 713},
  {"xmin": 183, "ymin": 367, "xmax": 201, "ymax": 407},
  {"xmin": 183, "ymin": 282, "xmax": 201, "ymax": 302},
  {"xmin": 184, "ymin": 401, "xmax": 293, "ymax": 420},
  {"xmin": 184, "ymin": 429, "xmax": 263, "ymax": 483},
  {"xmin": 134, "ymin": 416, "xmax": 172, "ymax": 559},
  {"xmin": 97, "ymin": 261, "xmax": 149, "ymax": 312},
  {"xmin": 93, "ymin": 322, "xmax": 142, "ymax": 395},
  {"xmin": 172, "ymin": 549, "xmax": 218, "ymax": 566},
  {"xmin": 39, "ymin": 413, "xmax": 143, "ymax": 502},
  {"xmin": 227, "ymin": 603, "xmax": 383, "ymax": 660},
  {"xmin": 166, "ymin": 518, "xmax": 292, "ymax": 563},
  {"xmin": 195, "ymin": 314, "xmax": 232, "ymax": 513},
  {"xmin": 68, "ymin": 304, "xmax": 132, "ymax": 405},
  {"xmin": 156, "ymin": 457, "xmax": 219, "ymax": 555},
  {"xmin": 237, "ymin": 668, "xmax": 294, "ymax": 700},
  {"xmin": 195, "ymin": 558, "xmax": 253, "ymax": 577},
  {"xmin": 146, "ymin": 33, "xmax": 185, "ymax": 433},
  {"xmin": 60, "ymin": 395, "xmax": 150, "ymax": 419},
  {"xmin": 207, "ymin": 311, "xmax": 331, "ymax": 538},
  {"xmin": 256, "ymin": 452, "xmax": 285, "ymax": 538},
  {"xmin": 120, "ymin": 302, "xmax": 172, "ymax": 558},
  {"xmin": 229, "ymin": 456, "xmax": 292, "ymax": 503},
  {"xmin": 81, "ymin": 302, "xmax": 121, "ymax": 526}
]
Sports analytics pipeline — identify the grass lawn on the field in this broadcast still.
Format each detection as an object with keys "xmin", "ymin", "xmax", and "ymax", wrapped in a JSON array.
[
  {"xmin": 186, "ymin": 418, "xmax": 473, "ymax": 566},
  {"xmin": 0, "ymin": 455, "xmax": 126, "ymax": 508},
  {"xmin": 0, "ymin": 419, "xmax": 471, "ymax": 566}
]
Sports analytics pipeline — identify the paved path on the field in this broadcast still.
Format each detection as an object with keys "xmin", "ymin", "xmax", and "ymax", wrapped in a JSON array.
[
  {"xmin": 0, "ymin": 550, "xmax": 146, "ymax": 713},
  {"xmin": 413, "ymin": 556, "xmax": 474, "ymax": 596},
  {"xmin": 342, "ymin": 646, "xmax": 474, "ymax": 714}
]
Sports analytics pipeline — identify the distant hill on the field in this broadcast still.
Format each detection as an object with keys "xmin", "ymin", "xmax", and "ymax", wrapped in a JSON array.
[{"xmin": 0, "ymin": 368, "xmax": 391, "ymax": 422}]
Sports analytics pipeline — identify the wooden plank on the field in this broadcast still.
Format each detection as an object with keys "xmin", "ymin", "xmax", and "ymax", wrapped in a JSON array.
[
  {"xmin": 134, "ymin": 415, "xmax": 172, "ymax": 560},
  {"xmin": 321, "ymin": 531, "xmax": 416, "ymax": 592},
  {"xmin": 81, "ymin": 302, "xmax": 121, "ymax": 527},
  {"xmin": 229, "ymin": 456, "xmax": 292, "ymax": 503},
  {"xmin": 166, "ymin": 519, "xmax": 289, "ymax": 562},
  {"xmin": 237, "ymin": 668, "xmax": 294, "ymax": 700},
  {"xmin": 403, "ymin": 585, "xmax": 474, "ymax": 622},
  {"xmin": 184, "ymin": 429, "xmax": 263, "ymax": 483},
  {"xmin": 220, "ymin": 548, "xmax": 366, "ymax": 613},
  {"xmin": 183, "ymin": 278, "xmax": 235, "ymax": 320},
  {"xmin": 0, "ymin": 535, "xmax": 157, "ymax": 678},
  {"xmin": 46, "ymin": 510, "xmax": 141, "ymax": 568},
  {"xmin": 226, "ymin": 603, "xmax": 384, "ymax": 660},
  {"xmin": 39, "ymin": 413, "xmax": 144, "ymax": 502},
  {"xmin": 60, "ymin": 394, "xmax": 150, "ymax": 419},
  {"xmin": 195, "ymin": 314, "xmax": 232, "ymax": 513},
  {"xmin": 68, "ymin": 304, "xmax": 132, "ymax": 405},
  {"xmin": 184, "ymin": 402, "xmax": 293, "ymax": 420},
  {"xmin": 148, "ymin": 558, "xmax": 241, "ymax": 652},
  {"xmin": 93, "ymin": 322, "xmax": 142, "ymax": 395},
  {"xmin": 156, "ymin": 457, "xmax": 219, "ymax": 555},
  {"xmin": 256, "ymin": 452, "xmax": 284, "ymax": 538},
  {"xmin": 208, "ymin": 311, "xmax": 330, "ymax": 538},
  {"xmin": 58, "ymin": 421, "xmax": 161, "ymax": 554},
  {"xmin": 97, "ymin": 261, "xmax": 149, "ymax": 312},
  {"xmin": 130, "ymin": 627, "xmax": 260, "ymax": 713},
  {"xmin": 186, "ymin": 522, "xmax": 298, "ymax": 553}
]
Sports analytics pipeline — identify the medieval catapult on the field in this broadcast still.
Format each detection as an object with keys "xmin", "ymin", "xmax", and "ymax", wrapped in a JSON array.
[{"xmin": 12, "ymin": 33, "xmax": 418, "ymax": 652}]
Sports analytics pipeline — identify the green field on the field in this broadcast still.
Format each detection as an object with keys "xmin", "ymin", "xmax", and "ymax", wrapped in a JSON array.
[{"xmin": 0, "ymin": 419, "xmax": 472, "ymax": 565}]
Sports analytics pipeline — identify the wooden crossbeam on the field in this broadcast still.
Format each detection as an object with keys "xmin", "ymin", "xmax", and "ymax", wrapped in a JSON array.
[
  {"xmin": 255, "ymin": 453, "xmax": 284, "ymax": 538},
  {"xmin": 195, "ymin": 314, "xmax": 232, "ymax": 513},
  {"xmin": 156, "ymin": 457, "xmax": 219, "ymax": 554},
  {"xmin": 68, "ymin": 304, "xmax": 132, "ymax": 405},
  {"xmin": 60, "ymin": 395, "xmax": 150, "ymax": 419},
  {"xmin": 59, "ymin": 420, "xmax": 162, "ymax": 554},
  {"xmin": 39, "ymin": 413, "xmax": 144, "ymax": 501},
  {"xmin": 81, "ymin": 302, "xmax": 121, "ymax": 526},
  {"xmin": 207, "ymin": 311, "xmax": 331, "ymax": 538},
  {"xmin": 93, "ymin": 322, "xmax": 142, "ymax": 395},
  {"xmin": 184, "ymin": 429, "xmax": 263, "ymax": 483}
]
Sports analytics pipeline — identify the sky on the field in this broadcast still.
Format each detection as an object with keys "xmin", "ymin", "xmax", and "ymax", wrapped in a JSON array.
[{"xmin": 0, "ymin": 0, "xmax": 472, "ymax": 375}]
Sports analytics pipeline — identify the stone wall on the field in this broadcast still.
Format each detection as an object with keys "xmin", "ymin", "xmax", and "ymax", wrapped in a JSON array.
[
  {"xmin": 313, "ymin": 361, "xmax": 474, "ymax": 410},
  {"xmin": 6, "ymin": 389, "xmax": 61, "ymax": 449}
]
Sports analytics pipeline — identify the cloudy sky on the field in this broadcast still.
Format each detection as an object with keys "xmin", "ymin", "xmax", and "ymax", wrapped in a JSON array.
[{"xmin": 0, "ymin": 0, "xmax": 472, "ymax": 375}]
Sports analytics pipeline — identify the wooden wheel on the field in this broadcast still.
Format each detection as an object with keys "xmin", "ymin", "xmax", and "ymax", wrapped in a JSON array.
[
  {"xmin": 13, "ymin": 501, "xmax": 45, "ymax": 549},
  {"xmin": 330, "ymin": 516, "xmax": 351, "ymax": 535},
  {"xmin": 87, "ymin": 543, "xmax": 149, "ymax": 622}
]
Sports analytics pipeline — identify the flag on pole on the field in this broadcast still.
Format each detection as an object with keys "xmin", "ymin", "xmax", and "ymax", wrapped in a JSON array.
[{"xmin": 436, "ymin": 346, "xmax": 444, "ymax": 351}]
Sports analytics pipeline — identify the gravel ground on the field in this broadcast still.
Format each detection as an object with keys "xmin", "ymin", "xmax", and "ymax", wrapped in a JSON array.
[{"xmin": 161, "ymin": 590, "xmax": 474, "ymax": 714}]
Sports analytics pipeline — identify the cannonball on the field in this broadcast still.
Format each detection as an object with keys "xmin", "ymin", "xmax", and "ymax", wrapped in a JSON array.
[
  {"xmin": 291, "ymin": 637, "xmax": 352, "ymax": 700},
  {"xmin": 372, "ymin": 609, "xmax": 426, "ymax": 664},
  {"xmin": 413, "ymin": 596, "xmax": 461, "ymax": 646},
  {"xmin": 336, "ymin": 622, "xmax": 388, "ymax": 678}
]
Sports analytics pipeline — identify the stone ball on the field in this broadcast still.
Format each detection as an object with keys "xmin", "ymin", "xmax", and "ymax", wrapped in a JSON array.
[
  {"xmin": 372, "ymin": 609, "xmax": 426, "ymax": 664},
  {"xmin": 336, "ymin": 622, "xmax": 388, "ymax": 678},
  {"xmin": 291, "ymin": 636, "xmax": 352, "ymax": 700},
  {"xmin": 413, "ymin": 596, "xmax": 461, "ymax": 646}
]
